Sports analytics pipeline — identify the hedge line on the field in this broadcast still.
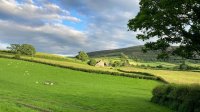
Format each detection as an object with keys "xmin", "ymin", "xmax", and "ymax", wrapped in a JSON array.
[
  {"xmin": 118, "ymin": 69, "xmax": 168, "ymax": 83},
  {"xmin": 0, "ymin": 54, "xmax": 165, "ymax": 82},
  {"xmin": 118, "ymin": 69, "xmax": 155, "ymax": 76},
  {"xmin": 151, "ymin": 84, "xmax": 200, "ymax": 112}
]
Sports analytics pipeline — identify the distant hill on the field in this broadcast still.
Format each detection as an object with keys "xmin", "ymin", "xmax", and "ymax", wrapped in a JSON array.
[
  {"xmin": 88, "ymin": 45, "xmax": 161, "ymax": 61},
  {"xmin": 87, "ymin": 45, "xmax": 185, "ymax": 61}
]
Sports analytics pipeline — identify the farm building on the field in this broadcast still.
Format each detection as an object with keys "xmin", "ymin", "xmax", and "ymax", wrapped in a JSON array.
[{"xmin": 95, "ymin": 60, "xmax": 105, "ymax": 67}]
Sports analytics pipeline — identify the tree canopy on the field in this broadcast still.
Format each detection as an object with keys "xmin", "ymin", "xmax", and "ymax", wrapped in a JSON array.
[
  {"xmin": 128, "ymin": 0, "xmax": 200, "ymax": 59},
  {"xmin": 76, "ymin": 51, "xmax": 89, "ymax": 61},
  {"xmin": 7, "ymin": 44, "xmax": 36, "ymax": 56}
]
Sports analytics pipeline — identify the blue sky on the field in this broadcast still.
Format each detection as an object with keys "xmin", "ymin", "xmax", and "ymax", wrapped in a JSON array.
[{"xmin": 0, "ymin": 0, "xmax": 141, "ymax": 55}]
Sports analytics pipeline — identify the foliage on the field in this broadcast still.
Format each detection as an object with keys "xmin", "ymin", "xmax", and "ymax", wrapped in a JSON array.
[
  {"xmin": 76, "ymin": 51, "xmax": 89, "ymax": 61},
  {"xmin": 7, "ymin": 44, "xmax": 36, "ymax": 56},
  {"xmin": 179, "ymin": 61, "xmax": 190, "ymax": 70},
  {"xmin": 88, "ymin": 58, "xmax": 97, "ymax": 66},
  {"xmin": 112, "ymin": 61, "xmax": 122, "ymax": 67},
  {"xmin": 7, "ymin": 44, "xmax": 21, "ymax": 53},
  {"xmin": 128, "ymin": 0, "xmax": 200, "ymax": 59},
  {"xmin": 177, "ymin": 61, "xmax": 200, "ymax": 70},
  {"xmin": 118, "ymin": 69, "xmax": 156, "ymax": 77},
  {"xmin": 151, "ymin": 84, "xmax": 200, "ymax": 112},
  {"xmin": 0, "ymin": 50, "xmax": 15, "ymax": 54},
  {"xmin": 14, "ymin": 53, "xmax": 21, "ymax": 59},
  {"xmin": 156, "ymin": 65, "xmax": 163, "ymax": 68},
  {"xmin": 20, "ymin": 44, "xmax": 36, "ymax": 55}
]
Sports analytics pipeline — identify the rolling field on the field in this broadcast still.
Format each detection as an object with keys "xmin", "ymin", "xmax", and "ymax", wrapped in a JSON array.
[
  {"xmin": 120, "ymin": 67, "xmax": 200, "ymax": 84},
  {"xmin": 0, "ymin": 58, "xmax": 172, "ymax": 112}
]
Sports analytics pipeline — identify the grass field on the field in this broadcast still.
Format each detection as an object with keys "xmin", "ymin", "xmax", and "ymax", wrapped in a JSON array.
[
  {"xmin": 0, "ymin": 58, "xmax": 172, "ymax": 112},
  {"xmin": 1, "ymin": 52, "xmax": 200, "ymax": 84},
  {"xmin": 120, "ymin": 67, "xmax": 200, "ymax": 84}
]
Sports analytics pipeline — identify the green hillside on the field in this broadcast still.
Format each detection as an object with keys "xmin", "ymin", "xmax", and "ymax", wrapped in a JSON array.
[
  {"xmin": 88, "ymin": 46, "xmax": 160, "ymax": 61},
  {"xmin": 87, "ymin": 46, "xmax": 185, "ymax": 61},
  {"xmin": 0, "ymin": 58, "xmax": 171, "ymax": 112}
]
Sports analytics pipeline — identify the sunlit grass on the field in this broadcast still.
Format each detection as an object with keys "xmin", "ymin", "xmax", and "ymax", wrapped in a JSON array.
[
  {"xmin": 0, "ymin": 58, "xmax": 172, "ymax": 112},
  {"xmin": 120, "ymin": 67, "xmax": 200, "ymax": 84}
]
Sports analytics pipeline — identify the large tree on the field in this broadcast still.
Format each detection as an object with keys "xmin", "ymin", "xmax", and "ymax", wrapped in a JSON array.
[
  {"xmin": 128, "ymin": 0, "xmax": 200, "ymax": 59},
  {"xmin": 7, "ymin": 44, "xmax": 36, "ymax": 56}
]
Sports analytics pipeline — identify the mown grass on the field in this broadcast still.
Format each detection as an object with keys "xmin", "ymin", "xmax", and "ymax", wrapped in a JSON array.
[
  {"xmin": 120, "ymin": 67, "xmax": 200, "ymax": 84},
  {"xmin": 0, "ymin": 58, "xmax": 172, "ymax": 112}
]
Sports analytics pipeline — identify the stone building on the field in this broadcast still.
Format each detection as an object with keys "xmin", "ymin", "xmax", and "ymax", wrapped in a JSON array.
[{"xmin": 95, "ymin": 60, "xmax": 105, "ymax": 67}]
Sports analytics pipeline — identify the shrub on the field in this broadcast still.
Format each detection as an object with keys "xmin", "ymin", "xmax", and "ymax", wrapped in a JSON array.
[
  {"xmin": 179, "ymin": 61, "xmax": 189, "ymax": 70},
  {"xmin": 141, "ymin": 64, "xmax": 146, "ymax": 67},
  {"xmin": 14, "ymin": 53, "xmax": 21, "ymax": 59},
  {"xmin": 156, "ymin": 65, "xmax": 163, "ymax": 68},
  {"xmin": 112, "ymin": 61, "xmax": 122, "ymax": 67},
  {"xmin": 88, "ymin": 59, "xmax": 97, "ymax": 66},
  {"xmin": 151, "ymin": 84, "xmax": 200, "ymax": 112},
  {"xmin": 76, "ymin": 51, "xmax": 89, "ymax": 61}
]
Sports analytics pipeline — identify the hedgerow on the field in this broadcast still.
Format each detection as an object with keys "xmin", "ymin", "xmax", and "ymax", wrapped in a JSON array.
[
  {"xmin": 151, "ymin": 84, "xmax": 200, "ymax": 112},
  {"xmin": 118, "ymin": 69, "xmax": 168, "ymax": 83}
]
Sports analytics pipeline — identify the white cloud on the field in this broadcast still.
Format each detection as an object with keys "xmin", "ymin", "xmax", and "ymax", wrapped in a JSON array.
[
  {"xmin": 0, "ymin": 19, "xmax": 88, "ymax": 53},
  {"xmin": 0, "ymin": 0, "xmax": 80, "ymax": 23},
  {"xmin": 0, "ymin": 0, "xmax": 142, "ymax": 54}
]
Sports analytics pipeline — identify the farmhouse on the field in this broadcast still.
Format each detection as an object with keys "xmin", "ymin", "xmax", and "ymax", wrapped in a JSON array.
[{"xmin": 95, "ymin": 60, "xmax": 105, "ymax": 67}]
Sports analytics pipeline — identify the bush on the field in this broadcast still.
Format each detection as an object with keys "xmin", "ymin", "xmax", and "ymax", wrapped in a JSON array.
[
  {"xmin": 156, "ymin": 65, "xmax": 163, "ymax": 68},
  {"xmin": 112, "ymin": 61, "xmax": 122, "ymax": 67},
  {"xmin": 179, "ymin": 61, "xmax": 189, "ymax": 70},
  {"xmin": 140, "ymin": 64, "xmax": 146, "ymax": 67},
  {"xmin": 88, "ymin": 59, "xmax": 97, "ymax": 66},
  {"xmin": 76, "ymin": 51, "xmax": 89, "ymax": 61},
  {"xmin": 151, "ymin": 84, "xmax": 200, "ymax": 112},
  {"xmin": 14, "ymin": 53, "xmax": 21, "ymax": 59}
]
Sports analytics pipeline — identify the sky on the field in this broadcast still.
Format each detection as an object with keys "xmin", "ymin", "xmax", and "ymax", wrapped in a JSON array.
[{"xmin": 0, "ymin": 0, "xmax": 142, "ymax": 55}]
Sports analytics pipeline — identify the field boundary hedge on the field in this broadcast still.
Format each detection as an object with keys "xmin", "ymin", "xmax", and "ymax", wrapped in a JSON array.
[
  {"xmin": 118, "ymin": 69, "xmax": 155, "ymax": 76},
  {"xmin": 151, "ymin": 84, "xmax": 200, "ymax": 112},
  {"xmin": 118, "ymin": 69, "xmax": 168, "ymax": 83},
  {"xmin": 0, "ymin": 54, "xmax": 167, "ymax": 82}
]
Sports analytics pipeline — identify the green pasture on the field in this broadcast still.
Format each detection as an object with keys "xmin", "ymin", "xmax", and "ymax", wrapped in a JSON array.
[{"xmin": 0, "ymin": 58, "xmax": 171, "ymax": 112}]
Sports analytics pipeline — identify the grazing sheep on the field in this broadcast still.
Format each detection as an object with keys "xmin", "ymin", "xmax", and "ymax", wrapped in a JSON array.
[{"xmin": 43, "ymin": 81, "xmax": 55, "ymax": 86}]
